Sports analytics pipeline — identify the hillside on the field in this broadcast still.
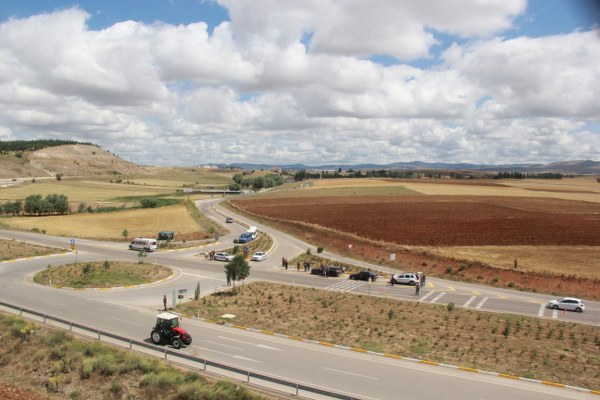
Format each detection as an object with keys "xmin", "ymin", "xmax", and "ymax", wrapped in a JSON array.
[{"xmin": 0, "ymin": 144, "xmax": 144, "ymax": 179}]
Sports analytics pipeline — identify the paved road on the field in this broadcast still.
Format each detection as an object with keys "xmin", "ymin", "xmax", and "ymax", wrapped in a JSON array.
[{"xmin": 0, "ymin": 198, "xmax": 598, "ymax": 399}]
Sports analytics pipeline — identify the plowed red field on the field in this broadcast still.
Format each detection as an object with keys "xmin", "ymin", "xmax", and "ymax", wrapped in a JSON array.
[{"xmin": 231, "ymin": 196, "xmax": 600, "ymax": 246}]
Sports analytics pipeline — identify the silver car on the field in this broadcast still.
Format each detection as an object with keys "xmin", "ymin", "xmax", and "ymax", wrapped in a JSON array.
[
  {"xmin": 251, "ymin": 251, "xmax": 267, "ymax": 261},
  {"xmin": 213, "ymin": 252, "xmax": 234, "ymax": 262},
  {"xmin": 392, "ymin": 272, "xmax": 420, "ymax": 285},
  {"xmin": 547, "ymin": 297, "xmax": 585, "ymax": 313}
]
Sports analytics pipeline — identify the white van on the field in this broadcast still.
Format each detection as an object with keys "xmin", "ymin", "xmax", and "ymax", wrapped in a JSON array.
[{"xmin": 129, "ymin": 238, "xmax": 158, "ymax": 252}]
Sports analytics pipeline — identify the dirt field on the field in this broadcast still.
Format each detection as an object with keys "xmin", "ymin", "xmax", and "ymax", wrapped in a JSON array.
[
  {"xmin": 3, "ymin": 204, "xmax": 208, "ymax": 240},
  {"xmin": 178, "ymin": 282, "xmax": 600, "ymax": 390},
  {"xmin": 231, "ymin": 195, "xmax": 600, "ymax": 246}
]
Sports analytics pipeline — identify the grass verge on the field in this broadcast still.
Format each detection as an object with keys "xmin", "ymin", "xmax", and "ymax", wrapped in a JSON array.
[
  {"xmin": 0, "ymin": 238, "xmax": 65, "ymax": 261},
  {"xmin": 33, "ymin": 261, "xmax": 172, "ymax": 288},
  {"xmin": 177, "ymin": 281, "xmax": 600, "ymax": 391},
  {"xmin": 0, "ymin": 314, "xmax": 274, "ymax": 400}
]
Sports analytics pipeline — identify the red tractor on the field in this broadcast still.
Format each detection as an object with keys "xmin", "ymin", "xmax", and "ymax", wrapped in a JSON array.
[{"xmin": 150, "ymin": 312, "xmax": 192, "ymax": 349}]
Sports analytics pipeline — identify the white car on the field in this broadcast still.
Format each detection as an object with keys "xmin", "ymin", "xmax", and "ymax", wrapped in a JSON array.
[
  {"xmin": 391, "ymin": 272, "xmax": 420, "ymax": 285},
  {"xmin": 251, "ymin": 251, "xmax": 268, "ymax": 261},
  {"xmin": 213, "ymin": 252, "xmax": 234, "ymax": 262},
  {"xmin": 547, "ymin": 298, "xmax": 585, "ymax": 313}
]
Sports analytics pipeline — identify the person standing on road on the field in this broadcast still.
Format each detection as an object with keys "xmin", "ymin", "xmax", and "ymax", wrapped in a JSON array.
[
  {"xmin": 163, "ymin": 295, "xmax": 167, "ymax": 311},
  {"xmin": 415, "ymin": 283, "xmax": 420, "ymax": 296}
]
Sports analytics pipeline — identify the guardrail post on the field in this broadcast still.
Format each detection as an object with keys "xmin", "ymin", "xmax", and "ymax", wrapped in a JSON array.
[
  {"xmin": 164, "ymin": 349, "xmax": 168, "ymax": 359},
  {"xmin": 247, "ymin": 371, "xmax": 250, "ymax": 383},
  {"xmin": 43, "ymin": 314, "xmax": 46, "ymax": 323},
  {"xmin": 19, "ymin": 307, "xmax": 22, "ymax": 316},
  {"xmin": 203, "ymin": 359, "xmax": 206, "ymax": 371},
  {"xmin": 69, "ymin": 322, "xmax": 72, "ymax": 331},
  {"xmin": 97, "ymin": 331, "xmax": 101, "ymax": 340},
  {"xmin": 129, "ymin": 339, "xmax": 132, "ymax": 349},
  {"xmin": 296, "ymin": 383, "xmax": 299, "ymax": 396}
]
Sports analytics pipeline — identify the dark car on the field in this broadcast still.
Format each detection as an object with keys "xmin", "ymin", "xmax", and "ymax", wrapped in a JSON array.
[
  {"xmin": 225, "ymin": 217, "xmax": 234, "ymax": 223},
  {"xmin": 349, "ymin": 270, "xmax": 378, "ymax": 281},
  {"xmin": 311, "ymin": 265, "xmax": 345, "ymax": 277}
]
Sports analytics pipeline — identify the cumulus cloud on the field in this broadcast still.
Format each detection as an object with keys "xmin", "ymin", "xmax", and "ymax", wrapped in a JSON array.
[{"xmin": 0, "ymin": 2, "xmax": 597, "ymax": 166}]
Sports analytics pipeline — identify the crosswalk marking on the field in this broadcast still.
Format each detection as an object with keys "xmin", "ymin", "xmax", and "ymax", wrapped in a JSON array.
[
  {"xmin": 552, "ymin": 310, "xmax": 558, "ymax": 319},
  {"xmin": 538, "ymin": 304, "xmax": 545, "ymax": 317},
  {"xmin": 430, "ymin": 292, "xmax": 445, "ymax": 303},
  {"xmin": 418, "ymin": 291, "xmax": 434, "ymax": 302},
  {"xmin": 475, "ymin": 297, "xmax": 488, "ymax": 309},
  {"xmin": 463, "ymin": 296, "xmax": 476, "ymax": 307},
  {"xmin": 326, "ymin": 280, "xmax": 364, "ymax": 292}
]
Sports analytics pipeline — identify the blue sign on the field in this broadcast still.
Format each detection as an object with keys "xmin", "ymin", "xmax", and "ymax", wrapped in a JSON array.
[{"xmin": 70, "ymin": 239, "xmax": 75, "ymax": 244}]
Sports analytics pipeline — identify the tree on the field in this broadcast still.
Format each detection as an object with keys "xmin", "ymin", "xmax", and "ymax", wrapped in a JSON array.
[
  {"xmin": 224, "ymin": 255, "xmax": 251, "ymax": 290},
  {"xmin": 122, "ymin": 229, "xmax": 129, "ymax": 241},
  {"xmin": 194, "ymin": 281, "xmax": 200, "ymax": 301},
  {"xmin": 24, "ymin": 194, "xmax": 43, "ymax": 215}
]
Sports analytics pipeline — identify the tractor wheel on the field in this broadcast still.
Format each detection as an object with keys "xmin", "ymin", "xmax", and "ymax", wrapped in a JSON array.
[
  {"xmin": 172, "ymin": 338, "xmax": 182, "ymax": 349},
  {"xmin": 151, "ymin": 330, "xmax": 162, "ymax": 344}
]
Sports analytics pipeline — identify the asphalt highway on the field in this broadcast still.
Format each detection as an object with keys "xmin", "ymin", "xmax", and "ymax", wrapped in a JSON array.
[{"xmin": 0, "ymin": 198, "xmax": 598, "ymax": 399}]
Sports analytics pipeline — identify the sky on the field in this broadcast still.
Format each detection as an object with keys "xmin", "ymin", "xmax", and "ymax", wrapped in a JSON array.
[{"xmin": 0, "ymin": 1, "xmax": 599, "ymax": 167}]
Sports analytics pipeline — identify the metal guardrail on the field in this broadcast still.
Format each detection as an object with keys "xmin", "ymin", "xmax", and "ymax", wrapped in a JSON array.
[{"xmin": 0, "ymin": 300, "xmax": 361, "ymax": 400}]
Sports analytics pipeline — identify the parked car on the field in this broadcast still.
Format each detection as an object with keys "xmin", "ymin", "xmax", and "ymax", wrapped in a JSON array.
[
  {"xmin": 213, "ymin": 252, "xmax": 234, "ymax": 262},
  {"xmin": 547, "ymin": 297, "xmax": 585, "ymax": 312},
  {"xmin": 225, "ymin": 217, "xmax": 234, "ymax": 223},
  {"xmin": 391, "ymin": 272, "xmax": 420, "ymax": 285},
  {"xmin": 311, "ymin": 265, "xmax": 345, "ymax": 277},
  {"xmin": 251, "ymin": 251, "xmax": 268, "ymax": 261},
  {"xmin": 349, "ymin": 270, "xmax": 378, "ymax": 281}
]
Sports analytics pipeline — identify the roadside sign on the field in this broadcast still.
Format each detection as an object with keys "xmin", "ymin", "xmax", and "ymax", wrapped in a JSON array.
[
  {"xmin": 178, "ymin": 289, "xmax": 187, "ymax": 294},
  {"xmin": 390, "ymin": 253, "xmax": 396, "ymax": 262},
  {"xmin": 70, "ymin": 239, "xmax": 75, "ymax": 244},
  {"xmin": 70, "ymin": 244, "xmax": 76, "ymax": 251}
]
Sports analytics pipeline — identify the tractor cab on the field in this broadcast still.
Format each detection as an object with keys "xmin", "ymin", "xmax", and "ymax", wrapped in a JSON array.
[{"xmin": 150, "ymin": 312, "xmax": 192, "ymax": 349}]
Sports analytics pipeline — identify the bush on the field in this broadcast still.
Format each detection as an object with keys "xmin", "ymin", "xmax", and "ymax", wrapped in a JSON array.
[{"xmin": 317, "ymin": 247, "xmax": 324, "ymax": 253}]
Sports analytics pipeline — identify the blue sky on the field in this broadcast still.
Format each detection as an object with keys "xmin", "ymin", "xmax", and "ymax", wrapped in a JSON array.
[{"xmin": 0, "ymin": 1, "xmax": 598, "ymax": 166}]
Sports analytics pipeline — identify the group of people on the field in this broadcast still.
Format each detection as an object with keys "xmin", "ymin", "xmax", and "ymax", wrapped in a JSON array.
[{"xmin": 205, "ymin": 250, "xmax": 217, "ymax": 260}]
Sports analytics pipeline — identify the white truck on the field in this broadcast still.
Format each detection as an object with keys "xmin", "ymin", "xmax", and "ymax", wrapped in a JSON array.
[{"xmin": 129, "ymin": 238, "xmax": 158, "ymax": 252}]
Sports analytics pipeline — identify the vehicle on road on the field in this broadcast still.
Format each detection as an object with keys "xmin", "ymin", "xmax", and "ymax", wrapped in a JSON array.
[
  {"xmin": 349, "ymin": 270, "xmax": 378, "ymax": 281},
  {"xmin": 150, "ymin": 312, "xmax": 192, "ymax": 349},
  {"xmin": 225, "ymin": 217, "xmax": 234, "ymax": 223},
  {"xmin": 311, "ymin": 265, "xmax": 345, "ymax": 277},
  {"xmin": 251, "ymin": 251, "xmax": 268, "ymax": 261},
  {"xmin": 213, "ymin": 252, "xmax": 234, "ymax": 262},
  {"xmin": 547, "ymin": 297, "xmax": 585, "ymax": 312},
  {"xmin": 129, "ymin": 238, "xmax": 158, "ymax": 252},
  {"xmin": 391, "ymin": 272, "xmax": 420, "ymax": 285},
  {"xmin": 238, "ymin": 226, "xmax": 258, "ymax": 243}
]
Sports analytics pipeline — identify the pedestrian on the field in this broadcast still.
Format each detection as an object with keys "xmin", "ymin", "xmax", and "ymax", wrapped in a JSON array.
[
  {"xmin": 163, "ymin": 295, "xmax": 167, "ymax": 311},
  {"xmin": 415, "ymin": 283, "xmax": 420, "ymax": 296},
  {"xmin": 285, "ymin": 258, "xmax": 288, "ymax": 270},
  {"xmin": 226, "ymin": 275, "xmax": 231, "ymax": 286},
  {"xmin": 297, "ymin": 261, "xmax": 300, "ymax": 271},
  {"xmin": 514, "ymin": 258, "xmax": 518, "ymax": 269},
  {"xmin": 282, "ymin": 257, "xmax": 285, "ymax": 268},
  {"xmin": 420, "ymin": 274, "xmax": 425, "ymax": 287}
]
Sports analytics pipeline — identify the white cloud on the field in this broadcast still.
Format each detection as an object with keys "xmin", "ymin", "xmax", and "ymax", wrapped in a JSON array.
[{"xmin": 0, "ymin": 2, "xmax": 597, "ymax": 167}]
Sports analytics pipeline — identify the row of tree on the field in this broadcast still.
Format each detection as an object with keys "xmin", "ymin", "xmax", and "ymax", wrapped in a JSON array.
[
  {"xmin": 0, "ymin": 194, "xmax": 69, "ymax": 216},
  {"xmin": 0, "ymin": 139, "xmax": 96, "ymax": 153},
  {"xmin": 229, "ymin": 173, "xmax": 285, "ymax": 191},
  {"xmin": 493, "ymin": 171, "xmax": 564, "ymax": 180}
]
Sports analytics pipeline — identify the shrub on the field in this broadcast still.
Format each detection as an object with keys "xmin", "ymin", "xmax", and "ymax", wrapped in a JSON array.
[{"xmin": 317, "ymin": 247, "xmax": 324, "ymax": 253}]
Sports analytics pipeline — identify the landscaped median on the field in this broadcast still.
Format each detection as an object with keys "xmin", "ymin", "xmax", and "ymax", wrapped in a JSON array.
[
  {"xmin": 176, "ymin": 281, "xmax": 600, "ymax": 392},
  {"xmin": 33, "ymin": 261, "xmax": 172, "ymax": 288}
]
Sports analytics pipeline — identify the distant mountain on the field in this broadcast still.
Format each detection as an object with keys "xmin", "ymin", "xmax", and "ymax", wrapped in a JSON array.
[{"xmin": 220, "ymin": 160, "xmax": 600, "ymax": 175}]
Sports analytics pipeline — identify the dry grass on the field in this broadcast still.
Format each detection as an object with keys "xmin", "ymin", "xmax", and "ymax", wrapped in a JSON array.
[
  {"xmin": 180, "ymin": 282, "xmax": 600, "ymax": 390},
  {"xmin": 416, "ymin": 245, "xmax": 600, "ymax": 279},
  {"xmin": 0, "ymin": 238, "xmax": 65, "ymax": 261},
  {"xmin": 4, "ymin": 205, "xmax": 206, "ymax": 240}
]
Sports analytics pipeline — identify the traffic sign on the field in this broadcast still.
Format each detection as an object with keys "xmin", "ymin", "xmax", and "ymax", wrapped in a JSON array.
[
  {"xmin": 70, "ymin": 239, "xmax": 75, "ymax": 244},
  {"xmin": 70, "ymin": 244, "xmax": 76, "ymax": 251}
]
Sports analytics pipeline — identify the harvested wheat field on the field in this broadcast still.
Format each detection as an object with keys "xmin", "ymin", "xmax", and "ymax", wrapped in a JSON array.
[{"xmin": 4, "ymin": 205, "xmax": 206, "ymax": 240}]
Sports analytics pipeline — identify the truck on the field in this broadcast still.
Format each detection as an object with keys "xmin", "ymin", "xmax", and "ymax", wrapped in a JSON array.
[
  {"xmin": 238, "ymin": 226, "xmax": 258, "ymax": 243},
  {"xmin": 129, "ymin": 237, "xmax": 158, "ymax": 252}
]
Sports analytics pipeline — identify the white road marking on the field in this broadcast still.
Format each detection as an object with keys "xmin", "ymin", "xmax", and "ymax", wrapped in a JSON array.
[
  {"xmin": 219, "ymin": 335, "xmax": 253, "ymax": 345},
  {"xmin": 463, "ymin": 296, "xmax": 476, "ymax": 307},
  {"xmin": 475, "ymin": 297, "xmax": 488, "ymax": 309},
  {"xmin": 326, "ymin": 281, "xmax": 364, "ymax": 292},
  {"xmin": 182, "ymin": 272, "xmax": 218, "ymax": 279},
  {"xmin": 204, "ymin": 339, "xmax": 244, "ymax": 350},
  {"xmin": 233, "ymin": 355, "xmax": 261, "ymax": 363},
  {"xmin": 257, "ymin": 344, "xmax": 283, "ymax": 351},
  {"xmin": 538, "ymin": 304, "xmax": 545, "ymax": 317},
  {"xmin": 417, "ymin": 291, "xmax": 434, "ymax": 302},
  {"xmin": 111, "ymin": 317, "xmax": 143, "ymax": 326},
  {"xmin": 430, "ymin": 292, "xmax": 445, "ymax": 303},
  {"xmin": 552, "ymin": 310, "xmax": 558, "ymax": 319},
  {"xmin": 323, "ymin": 367, "xmax": 378, "ymax": 380}
]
